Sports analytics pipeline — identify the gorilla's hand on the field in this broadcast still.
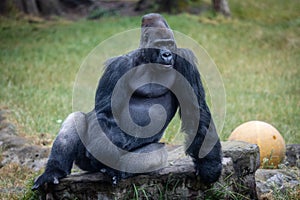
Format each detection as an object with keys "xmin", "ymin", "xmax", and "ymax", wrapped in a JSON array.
[
  {"xmin": 194, "ymin": 155, "xmax": 222, "ymax": 184},
  {"xmin": 32, "ymin": 162, "xmax": 67, "ymax": 190}
]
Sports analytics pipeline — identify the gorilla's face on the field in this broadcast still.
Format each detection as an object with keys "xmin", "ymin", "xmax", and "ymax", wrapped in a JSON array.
[
  {"xmin": 132, "ymin": 27, "xmax": 177, "ymax": 98},
  {"xmin": 143, "ymin": 47, "xmax": 175, "ymax": 66},
  {"xmin": 140, "ymin": 22, "xmax": 177, "ymax": 67}
]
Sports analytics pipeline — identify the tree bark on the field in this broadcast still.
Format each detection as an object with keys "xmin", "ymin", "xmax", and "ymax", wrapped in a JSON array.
[
  {"xmin": 135, "ymin": 0, "xmax": 188, "ymax": 14},
  {"xmin": 1, "ymin": 0, "xmax": 92, "ymax": 16},
  {"xmin": 12, "ymin": 0, "xmax": 25, "ymax": 12},
  {"xmin": 23, "ymin": 0, "xmax": 40, "ymax": 15},
  {"xmin": 212, "ymin": 0, "xmax": 231, "ymax": 17},
  {"xmin": 36, "ymin": 0, "xmax": 63, "ymax": 16}
]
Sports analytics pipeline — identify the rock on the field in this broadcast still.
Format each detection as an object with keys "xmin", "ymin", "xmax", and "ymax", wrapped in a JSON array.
[
  {"xmin": 1, "ymin": 145, "xmax": 49, "ymax": 171},
  {"xmin": 255, "ymin": 168, "xmax": 300, "ymax": 200},
  {"xmin": 221, "ymin": 141, "xmax": 261, "ymax": 199},
  {"xmin": 37, "ymin": 141, "xmax": 260, "ymax": 200},
  {"xmin": 0, "ymin": 130, "xmax": 27, "ymax": 150},
  {"xmin": 0, "ymin": 110, "xmax": 50, "ymax": 171},
  {"xmin": 285, "ymin": 144, "xmax": 300, "ymax": 168},
  {"xmin": 222, "ymin": 140, "xmax": 261, "ymax": 175}
]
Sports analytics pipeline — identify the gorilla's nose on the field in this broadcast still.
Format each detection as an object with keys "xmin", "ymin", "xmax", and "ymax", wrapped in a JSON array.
[{"xmin": 160, "ymin": 49, "xmax": 173, "ymax": 65}]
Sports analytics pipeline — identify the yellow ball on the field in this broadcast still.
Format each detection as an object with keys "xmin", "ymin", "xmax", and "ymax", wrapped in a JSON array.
[{"xmin": 228, "ymin": 121, "xmax": 286, "ymax": 168}]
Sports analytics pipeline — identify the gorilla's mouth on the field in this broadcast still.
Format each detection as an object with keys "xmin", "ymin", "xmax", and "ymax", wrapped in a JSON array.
[{"xmin": 159, "ymin": 64, "xmax": 173, "ymax": 70}]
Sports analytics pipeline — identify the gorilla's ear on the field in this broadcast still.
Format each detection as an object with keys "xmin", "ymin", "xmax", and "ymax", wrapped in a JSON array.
[{"xmin": 141, "ymin": 13, "xmax": 170, "ymax": 28}]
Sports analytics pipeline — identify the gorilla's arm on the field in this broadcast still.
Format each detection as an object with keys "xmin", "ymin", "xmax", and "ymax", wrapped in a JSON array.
[
  {"xmin": 175, "ymin": 48, "xmax": 222, "ymax": 184},
  {"xmin": 32, "ymin": 112, "xmax": 88, "ymax": 190},
  {"xmin": 94, "ymin": 53, "xmax": 140, "ymax": 149},
  {"xmin": 95, "ymin": 55, "xmax": 133, "ymax": 115}
]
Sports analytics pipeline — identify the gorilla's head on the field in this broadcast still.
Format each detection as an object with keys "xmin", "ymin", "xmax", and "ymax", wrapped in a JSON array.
[
  {"xmin": 139, "ymin": 13, "xmax": 177, "ymax": 66},
  {"xmin": 130, "ymin": 13, "xmax": 178, "ymax": 98}
]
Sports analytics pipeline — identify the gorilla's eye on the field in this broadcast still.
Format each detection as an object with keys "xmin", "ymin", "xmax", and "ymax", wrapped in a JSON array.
[
  {"xmin": 154, "ymin": 41, "xmax": 167, "ymax": 49},
  {"xmin": 167, "ymin": 42, "xmax": 174, "ymax": 49}
]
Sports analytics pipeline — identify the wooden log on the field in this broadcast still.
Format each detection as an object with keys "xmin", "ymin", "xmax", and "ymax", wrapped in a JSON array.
[{"xmin": 37, "ymin": 141, "xmax": 260, "ymax": 199}]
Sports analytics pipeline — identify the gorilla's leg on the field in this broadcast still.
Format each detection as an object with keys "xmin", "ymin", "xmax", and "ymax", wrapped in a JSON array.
[
  {"xmin": 80, "ymin": 111, "xmax": 168, "ymax": 184},
  {"xmin": 32, "ymin": 112, "xmax": 87, "ymax": 190},
  {"xmin": 108, "ymin": 143, "xmax": 168, "ymax": 184},
  {"xmin": 120, "ymin": 143, "xmax": 167, "ymax": 174},
  {"xmin": 33, "ymin": 111, "xmax": 168, "ymax": 188}
]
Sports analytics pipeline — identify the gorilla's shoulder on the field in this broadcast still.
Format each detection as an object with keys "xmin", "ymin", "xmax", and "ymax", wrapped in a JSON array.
[
  {"xmin": 105, "ymin": 50, "xmax": 139, "ymax": 65},
  {"xmin": 176, "ymin": 48, "xmax": 196, "ymax": 61}
]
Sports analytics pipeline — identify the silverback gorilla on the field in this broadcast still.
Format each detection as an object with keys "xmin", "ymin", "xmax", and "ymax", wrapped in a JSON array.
[{"xmin": 32, "ymin": 13, "xmax": 222, "ymax": 190}]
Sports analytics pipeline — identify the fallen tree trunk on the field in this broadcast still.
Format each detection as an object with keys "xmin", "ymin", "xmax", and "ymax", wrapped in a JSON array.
[{"xmin": 37, "ymin": 141, "xmax": 260, "ymax": 199}]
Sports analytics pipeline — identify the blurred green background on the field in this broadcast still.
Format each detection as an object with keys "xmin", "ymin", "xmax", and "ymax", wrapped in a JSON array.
[{"xmin": 0, "ymin": 0, "xmax": 299, "ymax": 145}]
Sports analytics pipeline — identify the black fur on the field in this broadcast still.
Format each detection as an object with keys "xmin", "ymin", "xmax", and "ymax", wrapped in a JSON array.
[{"xmin": 32, "ymin": 13, "xmax": 222, "ymax": 190}]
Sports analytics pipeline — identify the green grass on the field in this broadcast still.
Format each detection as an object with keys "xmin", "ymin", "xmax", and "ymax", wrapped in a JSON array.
[
  {"xmin": 0, "ymin": 1, "xmax": 299, "ymax": 199},
  {"xmin": 0, "ymin": 0, "xmax": 299, "ymax": 146}
]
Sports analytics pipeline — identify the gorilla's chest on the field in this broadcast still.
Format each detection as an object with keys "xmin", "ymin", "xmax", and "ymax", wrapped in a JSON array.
[
  {"xmin": 107, "ymin": 92, "xmax": 178, "ymax": 150},
  {"xmin": 128, "ymin": 92, "xmax": 177, "ymax": 127}
]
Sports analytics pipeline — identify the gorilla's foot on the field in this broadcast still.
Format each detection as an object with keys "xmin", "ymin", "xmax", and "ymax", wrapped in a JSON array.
[{"xmin": 32, "ymin": 169, "xmax": 67, "ymax": 191}]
